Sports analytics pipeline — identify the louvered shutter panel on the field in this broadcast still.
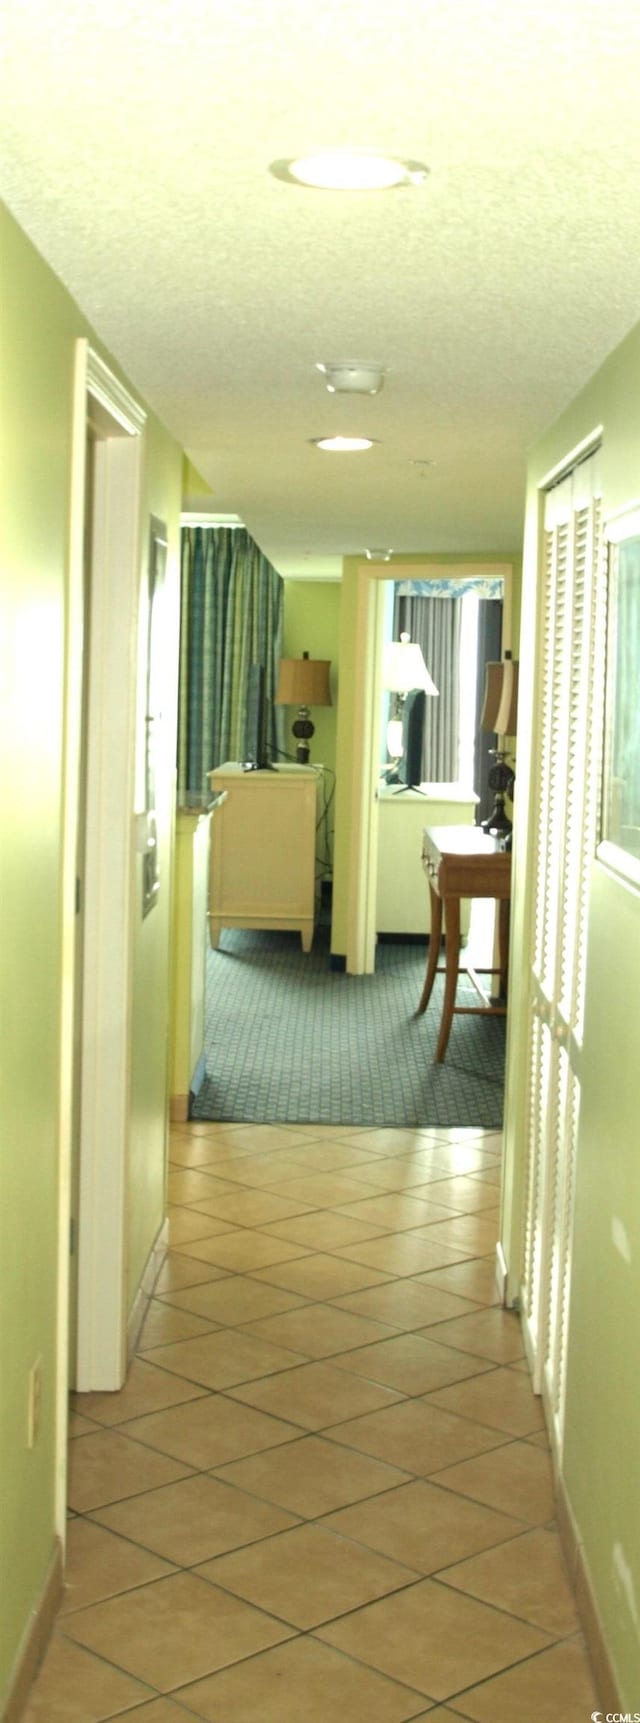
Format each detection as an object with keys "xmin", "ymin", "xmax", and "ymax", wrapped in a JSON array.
[{"xmin": 520, "ymin": 450, "xmax": 604, "ymax": 1454}]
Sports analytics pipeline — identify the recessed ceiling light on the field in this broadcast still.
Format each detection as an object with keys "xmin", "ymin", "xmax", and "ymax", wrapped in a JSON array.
[
  {"xmin": 317, "ymin": 362, "xmax": 386, "ymax": 395},
  {"xmin": 270, "ymin": 152, "xmax": 428, "ymax": 191},
  {"xmin": 365, "ymin": 548, "xmax": 393, "ymax": 561},
  {"xmin": 311, "ymin": 436, "xmax": 376, "ymax": 452}
]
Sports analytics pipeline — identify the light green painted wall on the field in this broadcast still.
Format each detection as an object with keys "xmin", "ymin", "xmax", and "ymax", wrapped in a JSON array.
[
  {"xmin": 283, "ymin": 580, "xmax": 341, "ymax": 872},
  {"xmin": 331, "ymin": 551, "xmax": 522, "ymax": 956},
  {"xmin": 1, "ymin": 203, "xmax": 77, "ymax": 1703},
  {"xmin": 182, "ymin": 454, "xmax": 212, "ymax": 496},
  {"xmin": 504, "ymin": 320, "xmax": 640, "ymax": 1707},
  {"xmin": 0, "ymin": 204, "xmax": 183, "ymax": 1705}
]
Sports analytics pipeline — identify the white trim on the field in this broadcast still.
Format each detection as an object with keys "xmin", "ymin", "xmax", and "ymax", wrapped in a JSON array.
[
  {"xmin": 76, "ymin": 431, "xmax": 142, "ymax": 1389},
  {"xmin": 86, "ymin": 348, "xmax": 146, "ymax": 435},
  {"xmin": 345, "ymin": 566, "xmax": 385, "ymax": 973},
  {"xmin": 57, "ymin": 340, "xmax": 147, "ymax": 1481},
  {"xmin": 596, "ymin": 839, "xmax": 640, "ymax": 894},
  {"xmin": 604, "ymin": 499, "xmax": 640, "ymax": 541},
  {"xmin": 494, "ymin": 1239, "xmax": 509, "ymax": 1304},
  {"xmin": 341, "ymin": 558, "xmax": 514, "ymax": 973},
  {"xmin": 181, "ymin": 511, "xmax": 244, "ymax": 528},
  {"xmin": 55, "ymin": 340, "xmax": 90, "ymax": 1539},
  {"xmin": 538, "ymin": 427, "xmax": 603, "ymax": 495},
  {"xmin": 126, "ymin": 1219, "xmax": 169, "ymax": 1362}
]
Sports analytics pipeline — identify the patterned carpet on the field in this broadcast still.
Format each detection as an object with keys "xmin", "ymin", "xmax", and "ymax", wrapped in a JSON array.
[{"xmin": 191, "ymin": 920, "xmax": 505, "ymax": 1129}]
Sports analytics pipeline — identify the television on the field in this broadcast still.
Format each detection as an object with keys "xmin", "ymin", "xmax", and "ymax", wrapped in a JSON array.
[
  {"xmin": 395, "ymin": 687, "xmax": 426, "ymax": 791},
  {"xmin": 243, "ymin": 663, "xmax": 274, "ymax": 770}
]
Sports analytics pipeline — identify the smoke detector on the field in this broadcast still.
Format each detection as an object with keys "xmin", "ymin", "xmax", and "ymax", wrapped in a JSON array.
[{"xmin": 316, "ymin": 362, "xmax": 386, "ymax": 395}]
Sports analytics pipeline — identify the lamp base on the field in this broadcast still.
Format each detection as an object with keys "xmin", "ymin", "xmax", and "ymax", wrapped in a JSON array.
[
  {"xmin": 292, "ymin": 707, "xmax": 314, "ymax": 765},
  {"xmin": 482, "ymin": 751, "xmax": 515, "ymax": 837},
  {"xmin": 481, "ymin": 795, "xmax": 512, "ymax": 838}
]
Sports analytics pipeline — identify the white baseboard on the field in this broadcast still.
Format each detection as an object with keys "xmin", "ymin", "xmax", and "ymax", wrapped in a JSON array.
[
  {"xmin": 494, "ymin": 1238, "xmax": 509, "ymax": 1303},
  {"xmin": 126, "ymin": 1218, "xmax": 169, "ymax": 1363}
]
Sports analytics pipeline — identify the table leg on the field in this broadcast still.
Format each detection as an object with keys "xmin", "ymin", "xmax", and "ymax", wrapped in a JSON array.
[
  {"xmin": 436, "ymin": 894, "xmax": 461, "ymax": 1062},
  {"xmin": 416, "ymin": 886, "xmax": 442, "ymax": 1015},
  {"xmin": 498, "ymin": 897, "xmax": 510, "ymax": 997}
]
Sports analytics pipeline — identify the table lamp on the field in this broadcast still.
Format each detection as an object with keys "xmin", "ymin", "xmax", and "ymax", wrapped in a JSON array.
[
  {"xmin": 480, "ymin": 651, "xmax": 519, "ymax": 835},
  {"xmin": 382, "ymin": 631, "xmax": 438, "ymax": 766},
  {"xmin": 276, "ymin": 651, "xmax": 332, "ymax": 763}
]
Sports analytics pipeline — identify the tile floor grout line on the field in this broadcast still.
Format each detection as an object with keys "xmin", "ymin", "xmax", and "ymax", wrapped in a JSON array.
[
  {"xmin": 28, "ymin": 1126, "xmax": 598, "ymax": 1720},
  {"xmin": 426, "ymin": 1565, "xmax": 579, "ymax": 1642}
]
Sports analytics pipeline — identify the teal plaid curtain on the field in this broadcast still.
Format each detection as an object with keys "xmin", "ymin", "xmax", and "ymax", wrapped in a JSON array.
[{"xmin": 177, "ymin": 526, "xmax": 284, "ymax": 806}]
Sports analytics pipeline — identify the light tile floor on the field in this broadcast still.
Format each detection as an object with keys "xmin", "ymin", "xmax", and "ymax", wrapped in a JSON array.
[{"xmin": 25, "ymin": 1123, "xmax": 598, "ymax": 1722}]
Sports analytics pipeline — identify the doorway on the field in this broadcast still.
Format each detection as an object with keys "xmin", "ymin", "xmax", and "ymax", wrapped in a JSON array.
[
  {"xmin": 56, "ymin": 344, "xmax": 146, "ymax": 1526},
  {"xmin": 331, "ymin": 559, "xmax": 515, "ymax": 976}
]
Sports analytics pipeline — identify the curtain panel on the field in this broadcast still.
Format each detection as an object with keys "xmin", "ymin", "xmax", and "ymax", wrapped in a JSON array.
[
  {"xmin": 393, "ymin": 592, "xmax": 462, "ymax": 781},
  {"xmin": 177, "ymin": 526, "xmax": 284, "ymax": 807}
]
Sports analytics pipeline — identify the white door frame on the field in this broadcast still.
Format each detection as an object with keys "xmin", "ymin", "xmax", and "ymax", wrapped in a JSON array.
[
  {"xmin": 342, "ymin": 559, "xmax": 514, "ymax": 974},
  {"xmin": 56, "ymin": 342, "xmax": 145, "ymax": 1526}
]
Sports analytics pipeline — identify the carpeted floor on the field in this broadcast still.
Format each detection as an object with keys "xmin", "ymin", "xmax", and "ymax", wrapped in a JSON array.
[{"xmin": 191, "ymin": 918, "xmax": 505, "ymax": 1129}]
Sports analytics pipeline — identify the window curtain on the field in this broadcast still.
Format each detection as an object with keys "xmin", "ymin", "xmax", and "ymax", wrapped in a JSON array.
[
  {"xmin": 473, "ymin": 598, "xmax": 504, "ymax": 826},
  {"xmin": 177, "ymin": 526, "xmax": 284, "ymax": 807},
  {"xmin": 393, "ymin": 592, "xmax": 462, "ymax": 781}
]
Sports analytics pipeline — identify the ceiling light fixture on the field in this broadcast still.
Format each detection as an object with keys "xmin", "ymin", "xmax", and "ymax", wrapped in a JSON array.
[
  {"xmin": 316, "ymin": 361, "xmax": 386, "ymax": 395},
  {"xmin": 365, "ymin": 549, "xmax": 393, "ymax": 561},
  {"xmin": 270, "ymin": 152, "xmax": 429, "ymax": 191},
  {"xmin": 311, "ymin": 436, "xmax": 376, "ymax": 452}
]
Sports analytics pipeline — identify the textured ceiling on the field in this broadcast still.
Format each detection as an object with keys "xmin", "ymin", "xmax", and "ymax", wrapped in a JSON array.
[{"xmin": 2, "ymin": 0, "xmax": 640, "ymax": 576}]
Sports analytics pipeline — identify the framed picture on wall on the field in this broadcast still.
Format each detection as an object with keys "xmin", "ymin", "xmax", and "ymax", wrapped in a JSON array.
[
  {"xmin": 598, "ymin": 500, "xmax": 640, "ymax": 889},
  {"xmin": 142, "ymin": 515, "xmax": 167, "ymax": 917}
]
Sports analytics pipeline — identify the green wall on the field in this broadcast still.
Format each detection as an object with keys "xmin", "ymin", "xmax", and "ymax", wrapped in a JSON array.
[
  {"xmin": 0, "ymin": 203, "xmax": 183, "ymax": 1707},
  {"xmin": 504, "ymin": 320, "xmax": 640, "ymax": 1706},
  {"xmin": 282, "ymin": 579, "xmax": 341, "ymax": 872},
  {"xmin": 1, "ymin": 202, "xmax": 77, "ymax": 1705}
]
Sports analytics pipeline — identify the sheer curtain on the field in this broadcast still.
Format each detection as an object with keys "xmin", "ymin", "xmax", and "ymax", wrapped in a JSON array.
[
  {"xmin": 393, "ymin": 592, "xmax": 461, "ymax": 781},
  {"xmin": 177, "ymin": 526, "xmax": 284, "ymax": 807}
]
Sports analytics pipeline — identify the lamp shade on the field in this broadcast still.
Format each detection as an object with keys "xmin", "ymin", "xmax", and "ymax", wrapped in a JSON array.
[
  {"xmin": 276, "ymin": 653, "xmax": 332, "ymax": 707},
  {"xmin": 480, "ymin": 656, "xmax": 519, "ymax": 736},
  {"xmin": 382, "ymin": 631, "xmax": 438, "ymax": 696}
]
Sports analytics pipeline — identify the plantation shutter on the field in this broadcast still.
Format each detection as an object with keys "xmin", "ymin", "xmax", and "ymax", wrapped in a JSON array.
[{"xmin": 520, "ymin": 448, "xmax": 604, "ymax": 1454}]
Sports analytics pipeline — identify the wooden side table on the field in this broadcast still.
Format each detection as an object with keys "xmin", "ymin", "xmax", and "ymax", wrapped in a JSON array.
[{"xmin": 417, "ymin": 825, "xmax": 512, "ymax": 1061}]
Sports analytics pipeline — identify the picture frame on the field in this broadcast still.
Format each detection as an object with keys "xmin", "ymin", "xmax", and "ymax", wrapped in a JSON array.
[{"xmin": 598, "ymin": 500, "xmax": 640, "ymax": 889}]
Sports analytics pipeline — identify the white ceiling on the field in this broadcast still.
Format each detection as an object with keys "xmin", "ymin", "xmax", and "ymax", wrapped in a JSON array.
[{"xmin": 2, "ymin": 0, "xmax": 640, "ymax": 578}]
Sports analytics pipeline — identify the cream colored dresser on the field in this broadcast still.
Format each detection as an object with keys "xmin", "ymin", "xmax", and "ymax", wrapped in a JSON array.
[
  {"xmin": 376, "ymin": 782, "xmax": 478, "ymax": 935},
  {"xmin": 207, "ymin": 762, "xmax": 321, "ymax": 951}
]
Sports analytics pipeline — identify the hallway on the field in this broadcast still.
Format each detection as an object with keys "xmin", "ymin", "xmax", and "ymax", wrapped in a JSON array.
[{"xmin": 27, "ymin": 1122, "xmax": 597, "ymax": 1721}]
